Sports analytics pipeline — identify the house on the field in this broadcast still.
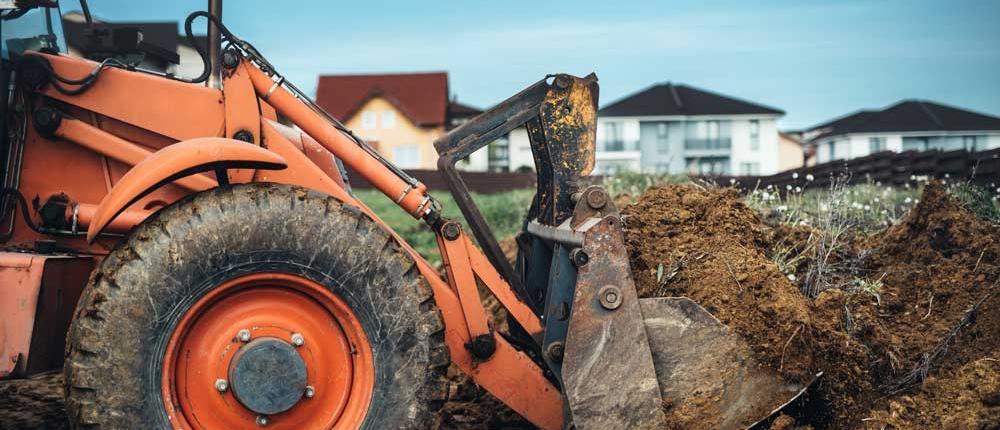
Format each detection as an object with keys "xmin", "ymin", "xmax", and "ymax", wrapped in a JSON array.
[
  {"xmin": 805, "ymin": 100, "xmax": 1000, "ymax": 164},
  {"xmin": 778, "ymin": 132, "xmax": 811, "ymax": 170},
  {"xmin": 315, "ymin": 72, "xmax": 456, "ymax": 170},
  {"xmin": 595, "ymin": 83, "xmax": 787, "ymax": 175}
]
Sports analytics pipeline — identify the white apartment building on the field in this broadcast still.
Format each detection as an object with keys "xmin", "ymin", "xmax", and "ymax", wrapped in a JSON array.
[
  {"xmin": 593, "ymin": 83, "xmax": 789, "ymax": 176},
  {"xmin": 806, "ymin": 100, "xmax": 1000, "ymax": 164}
]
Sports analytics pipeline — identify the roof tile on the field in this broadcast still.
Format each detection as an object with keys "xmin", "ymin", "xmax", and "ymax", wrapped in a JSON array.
[{"xmin": 315, "ymin": 72, "xmax": 449, "ymax": 126}]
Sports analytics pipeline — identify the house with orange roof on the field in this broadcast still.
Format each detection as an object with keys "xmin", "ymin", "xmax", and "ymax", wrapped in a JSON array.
[{"xmin": 315, "ymin": 72, "xmax": 484, "ymax": 170}]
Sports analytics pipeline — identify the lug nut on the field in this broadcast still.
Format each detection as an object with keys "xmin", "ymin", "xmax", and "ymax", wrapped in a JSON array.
[
  {"xmin": 256, "ymin": 415, "xmax": 269, "ymax": 426},
  {"xmin": 291, "ymin": 333, "xmax": 305, "ymax": 347},
  {"xmin": 237, "ymin": 329, "xmax": 252, "ymax": 342},
  {"xmin": 304, "ymin": 385, "xmax": 315, "ymax": 398},
  {"xmin": 214, "ymin": 379, "xmax": 229, "ymax": 393}
]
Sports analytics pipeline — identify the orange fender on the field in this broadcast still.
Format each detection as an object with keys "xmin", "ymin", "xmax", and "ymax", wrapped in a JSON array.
[{"xmin": 86, "ymin": 138, "xmax": 287, "ymax": 242}]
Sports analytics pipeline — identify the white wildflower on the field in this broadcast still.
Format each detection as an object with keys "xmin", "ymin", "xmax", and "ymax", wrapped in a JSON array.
[
  {"xmin": 792, "ymin": 172, "xmax": 799, "ymax": 179},
  {"xmin": 806, "ymin": 174, "xmax": 815, "ymax": 181},
  {"xmin": 864, "ymin": 204, "xmax": 871, "ymax": 211},
  {"xmin": 904, "ymin": 197, "xmax": 912, "ymax": 204},
  {"xmin": 786, "ymin": 185, "xmax": 792, "ymax": 191},
  {"xmin": 777, "ymin": 205, "xmax": 788, "ymax": 212},
  {"xmin": 787, "ymin": 274, "xmax": 797, "ymax": 281},
  {"xmin": 794, "ymin": 187, "xmax": 802, "ymax": 193}
]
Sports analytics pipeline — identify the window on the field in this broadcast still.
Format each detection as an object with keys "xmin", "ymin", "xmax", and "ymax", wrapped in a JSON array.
[
  {"xmin": 740, "ymin": 162, "xmax": 760, "ymax": 175},
  {"xmin": 656, "ymin": 123, "xmax": 670, "ymax": 154},
  {"xmin": 381, "ymin": 111, "xmax": 396, "ymax": 129},
  {"xmin": 604, "ymin": 122, "xmax": 624, "ymax": 151},
  {"xmin": 902, "ymin": 137, "xmax": 929, "ymax": 151},
  {"xmin": 827, "ymin": 140, "xmax": 836, "ymax": 160},
  {"xmin": 962, "ymin": 136, "xmax": 979, "ymax": 151},
  {"xmin": 684, "ymin": 120, "xmax": 732, "ymax": 150},
  {"xmin": 361, "ymin": 111, "xmax": 377, "ymax": 129},
  {"xmin": 749, "ymin": 120, "xmax": 760, "ymax": 151},
  {"xmin": 869, "ymin": 137, "xmax": 886, "ymax": 153},
  {"xmin": 685, "ymin": 157, "xmax": 730, "ymax": 175},
  {"xmin": 393, "ymin": 144, "xmax": 421, "ymax": 168}
]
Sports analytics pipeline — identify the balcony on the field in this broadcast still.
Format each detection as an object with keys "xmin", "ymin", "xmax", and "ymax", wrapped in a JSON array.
[{"xmin": 684, "ymin": 138, "xmax": 731, "ymax": 150}]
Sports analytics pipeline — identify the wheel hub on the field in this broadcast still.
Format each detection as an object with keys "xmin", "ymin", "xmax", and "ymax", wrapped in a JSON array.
[
  {"xmin": 163, "ymin": 273, "xmax": 375, "ymax": 429},
  {"xmin": 229, "ymin": 337, "xmax": 308, "ymax": 415}
]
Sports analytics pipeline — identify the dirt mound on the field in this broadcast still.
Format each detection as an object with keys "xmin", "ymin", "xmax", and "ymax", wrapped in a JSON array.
[
  {"xmin": 623, "ymin": 185, "xmax": 816, "ymax": 382},
  {"xmin": 866, "ymin": 357, "xmax": 1000, "ymax": 429},
  {"xmin": 865, "ymin": 182, "xmax": 1000, "ymax": 375},
  {"xmin": 623, "ymin": 182, "xmax": 1000, "ymax": 429},
  {"xmin": 855, "ymin": 182, "xmax": 1000, "ymax": 428}
]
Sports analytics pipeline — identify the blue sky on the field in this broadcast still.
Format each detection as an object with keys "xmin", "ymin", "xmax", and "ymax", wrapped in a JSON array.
[{"xmin": 70, "ymin": 0, "xmax": 1000, "ymax": 129}]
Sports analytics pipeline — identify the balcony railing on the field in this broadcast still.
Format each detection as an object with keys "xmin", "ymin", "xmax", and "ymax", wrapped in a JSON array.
[
  {"xmin": 601, "ymin": 140, "xmax": 639, "ymax": 152},
  {"xmin": 684, "ymin": 138, "xmax": 732, "ymax": 151}
]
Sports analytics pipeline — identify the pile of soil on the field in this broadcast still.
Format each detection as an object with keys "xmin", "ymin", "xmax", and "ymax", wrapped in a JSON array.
[
  {"xmin": 623, "ymin": 182, "xmax": 1000, "ymax": 429},
  {"xmin": 0, "ymin": 372, "xmax": 68, "ymax": 430}
]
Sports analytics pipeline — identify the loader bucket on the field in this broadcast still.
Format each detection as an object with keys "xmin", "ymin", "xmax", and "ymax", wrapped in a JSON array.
[
  {"xmin": 640, "ymin": 297, "xmax": 818, "ymax": 430},
  {"xmin": 555, "ymin": 206, "xmax": 817, "ymax": 430}
]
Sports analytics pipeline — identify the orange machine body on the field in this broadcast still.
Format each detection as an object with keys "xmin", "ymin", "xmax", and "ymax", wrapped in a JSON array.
[{"xmin": 1, "ymin": 52, "xmax": 562, "ymax": 429}]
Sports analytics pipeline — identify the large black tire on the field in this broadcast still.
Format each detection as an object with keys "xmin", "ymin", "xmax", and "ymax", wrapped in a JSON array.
[{"xmin": 64, "ymin": 183, "xmax": 450, "ymax": 429}]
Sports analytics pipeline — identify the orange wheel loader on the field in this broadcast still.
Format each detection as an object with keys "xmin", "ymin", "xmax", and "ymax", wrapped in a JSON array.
[{"xmin": 0, "ymin": 2, "xmax": 815, "ymax": 429}]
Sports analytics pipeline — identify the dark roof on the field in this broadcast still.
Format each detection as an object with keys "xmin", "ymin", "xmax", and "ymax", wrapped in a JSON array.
[
  {"xmin": 599, "ymin": 82, "xmax": 784, "ymax": 117},
  {"xmin": 315, "ymin": 72, "xmax": 449, "ymax": 127},
  {"xmin": 448, "ymin": 100, "xmax": 483, "ymax": 120},
  {"xmin": 807, "ymin": 100, "xmax": 1000, "ymax": 141}
]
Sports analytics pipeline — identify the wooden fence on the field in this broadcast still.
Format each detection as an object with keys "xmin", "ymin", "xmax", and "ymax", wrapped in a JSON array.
[{"xmin": 712, "ymin": 148, "xmax": 1000, "ymax": 191}]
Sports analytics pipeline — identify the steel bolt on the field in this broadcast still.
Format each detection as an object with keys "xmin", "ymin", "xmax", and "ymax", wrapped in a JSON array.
[
  {"xmin": 237, "ymin": 329, "xmax": 252, "ymax": 342},
  {"xmin": 554, "ymin": 75, "xmax": 571, "ymax": 89},
  {"xmin": 256, "ymin": 415, "xmax": 269, "ymax": 427},
  {"xmin": 598, "ymin": 285, "xmax": 623, "ymax": 311},
  {"xmin": 221, "ymin": 48, "xmax": 241, "ymax": 69},
  {"xmin": 585, "ymin": 189, "xmax": 608, "ymax": 210},
  {"xmin": 441, "ymin": 222, "xmax": 461, "ymax": 241},
  {"xmin": 304, "ymin": 385, "xmax": 316, "ymax": 398},
  {"xmin": 233, "ymin": 129, "xmax": 255, "ymax": 143},
  {"xmin": 545, "ymin": 341, "xmax": 565, "ymax": 362},
  {"xmin": 214, "ymin": 379, "xmax": 229, "ymax": 393},
  {"xmin": 290, "ymin": 333, "xmax": 305, "ymax": 347},
  {"xmin": 570, "ymin": 249, "xmax": 589, "ymax": 267}
]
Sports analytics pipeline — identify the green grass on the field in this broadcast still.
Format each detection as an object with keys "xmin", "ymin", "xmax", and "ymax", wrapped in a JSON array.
[{"xmin": 353, "ymin": 188, "xmax": 534, "ymax": 264}]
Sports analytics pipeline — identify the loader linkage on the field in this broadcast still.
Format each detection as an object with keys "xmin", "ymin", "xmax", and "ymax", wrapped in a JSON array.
[{"xmin": 433, "ymin": 73, "xmax": 816, "ymax": 429}]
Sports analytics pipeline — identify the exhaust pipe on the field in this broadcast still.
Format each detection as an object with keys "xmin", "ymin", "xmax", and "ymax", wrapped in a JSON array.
[{"xmin": 206, "ymin": 0, "xmax": 223, "ymax": 89}]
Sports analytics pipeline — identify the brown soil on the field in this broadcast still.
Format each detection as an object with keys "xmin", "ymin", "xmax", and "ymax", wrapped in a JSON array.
[
  {"xmin": 622, "ymin": 185, "xmax": 816, "ymax": 383},
  {"xmin": 0, "ymin": 372, "xmax": 69, "ymax": 430},
  {"xmin": 623, "ymin": 182, "xmax": 1000, "ymax": 429}
]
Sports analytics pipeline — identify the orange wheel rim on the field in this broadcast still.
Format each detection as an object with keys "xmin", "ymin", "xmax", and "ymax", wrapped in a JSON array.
[{"xmin": 162, "ymin": 272, "xmax": 374, "ymax": 429}]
